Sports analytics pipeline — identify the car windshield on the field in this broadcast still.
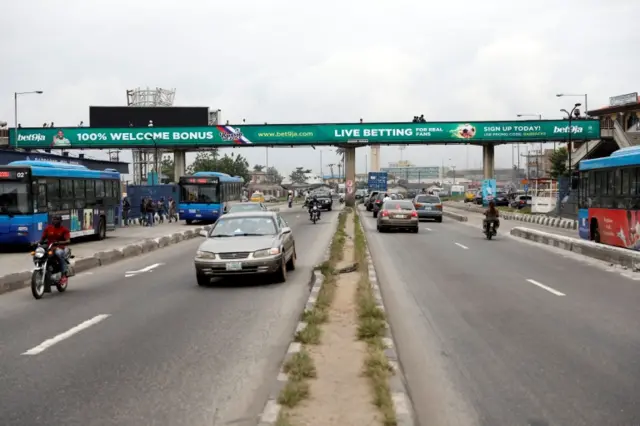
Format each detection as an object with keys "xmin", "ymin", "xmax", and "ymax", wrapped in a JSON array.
[
  {"xmin": 416, "ymin": 195, "xmax": 440, "ymax": 203},
  {"xmin": 210, "ymin": 216, "xmax": 277, "ymax": 237},
  {"xmin": 0, "ymin": 182, "xmax": 31, "ymax": 215},
  {"xmin": 228, "ymin": 204, "xmax": 263, "ymax": 213},
  {"xmin": 384, "ymin": 201, "xmax": 414, "ymax": 211}
]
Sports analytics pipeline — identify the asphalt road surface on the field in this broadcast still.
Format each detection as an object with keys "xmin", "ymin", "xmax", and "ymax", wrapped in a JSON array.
[
  {"xmin": 0, "ymin": 205, "xmax": 340, "ymax": 426},
  {"xmin": 361, "ymin": 207, "xmax": 640, "ymax": 426}
]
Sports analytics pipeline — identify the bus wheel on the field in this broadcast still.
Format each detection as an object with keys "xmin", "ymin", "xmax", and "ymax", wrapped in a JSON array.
[
  {"xmin": 97, "ymin": 217, "xmax": 106, "ymax": 240},
  {"xmin": 186, "ymin": 219, "xmax": 193, "ymax": 225},
  {"xmin": 591, "ymin": 220, "xmax": 601, "ymax": 243}
]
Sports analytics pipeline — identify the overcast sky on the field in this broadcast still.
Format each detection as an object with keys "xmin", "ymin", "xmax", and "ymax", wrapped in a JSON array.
[{"xmin": 1, "ymin": 0, "xmax": 638, "ymax": 178}]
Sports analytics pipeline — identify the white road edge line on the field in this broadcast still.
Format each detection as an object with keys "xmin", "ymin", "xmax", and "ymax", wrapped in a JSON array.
[
  {"xmin": 526, "ymin": 279, "xmax": 565, "ymax": 296},
  {"xmin": 424, "ymin": 227, "xmax": 432, "ymax": 231},
  {"xmin": 454, "ymin": 242, "xmax": 469, "ymax": 250},
  {"xmin": 22, "ymin": 314, "xmax": 111, "ymax": 355}
]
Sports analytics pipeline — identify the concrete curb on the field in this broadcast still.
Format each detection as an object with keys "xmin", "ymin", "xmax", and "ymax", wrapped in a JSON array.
[
  {"xmin": 501, "ymin": 211, "xmax": 578, "ymax": 230},
  {"xmin": 356, "ymin": 208, "xmax": 416, "ymax": 426},
  {"xmin": 257, "ymin": 213, "xmax": 339, "ymax": 426},
  {"xmin": 442, "ymin": 210, "xmax": 468, "ymax": 222},
  {"xmin": 0, "ymin": 225, "xmax": 210, "ymax": 295},
  {"xmin": 510, "ymin": 226, "xmax": 640, "ymax": 269},
  {"xmin": 444, "ymin": 202, "xmax": 579, "ymax": 230}
]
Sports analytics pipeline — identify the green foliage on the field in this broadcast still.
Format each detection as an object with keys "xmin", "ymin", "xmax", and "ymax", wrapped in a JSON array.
[
  {"xmin": 266, "ymin": 166, "xmax": 284, "ymax": 184},
  {"xmin": 253, "ymin": 164, "xmax": 265, "ymax": 172},
  {"xmin": 289, "ymin": 166, "xmax": 308, "ymax": 184},
  {"xmin": 160, "ymin": 155, "xmax": 175, "ymax": 183},
  {"xmin": 549, "ymin": 147, "xmax": 569, "ymax": 178},
  {"xmin": 186, "ymin": 150, "xmax": 251, "ymax": 182}
]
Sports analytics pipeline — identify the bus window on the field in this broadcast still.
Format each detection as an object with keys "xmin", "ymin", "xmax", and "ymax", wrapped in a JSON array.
[
  {"xmin": 36, "ymin": 183, "xmax": 47, "ymax": 212},
  {"xmin": 85, "ymin": 180, "xmax": 96, "ymax": 204},
  {"xmin": 0, "ymin": 181, "xmax": 31, "ymax": 215},
  {"xmin": 47, "ymin": 179, "xmax": 61, "ymax": 210},
  {"xmin": 622, "ymin": 169, "xmax": 630, "ymax": 195},
  {"xmin": 95, "ymin": 180, "xmax": 105, "ymax": 199},
  {"xmin": 60, "ymin": 179, "xmax": 73, "ymax": 209},
  {"xmin": 73, "ymin": 179, "xmax": 85, "ymax": 208}
]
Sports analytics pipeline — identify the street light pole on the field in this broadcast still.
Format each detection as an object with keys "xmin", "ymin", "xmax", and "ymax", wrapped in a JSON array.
[
  {"xmin": 561, "ymin": 103, "xmax": 582, "ymax": 174},
  {"xmin": 557, "ymin": 93, "xmax": 587, "ymax": 117},
  {"xmin": 14, "ymin": 90, "xmax": 43, "ymax": 150}
]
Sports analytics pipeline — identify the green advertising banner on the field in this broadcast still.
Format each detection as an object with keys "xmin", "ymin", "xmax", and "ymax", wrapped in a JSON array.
[{"xmin": 10, "ymin": 120, "xmax": 601, "ymax": 149}]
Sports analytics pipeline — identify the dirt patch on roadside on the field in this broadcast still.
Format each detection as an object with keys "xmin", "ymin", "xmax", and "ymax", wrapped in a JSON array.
[{"xmin": 287, "ymin": 213, "xmax": 379, "ymax": 426}]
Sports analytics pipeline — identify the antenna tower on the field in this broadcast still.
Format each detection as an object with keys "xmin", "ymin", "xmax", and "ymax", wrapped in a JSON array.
[{"xmin": 127, "ymin": 87, "xmax": 176, "ymax": 184}]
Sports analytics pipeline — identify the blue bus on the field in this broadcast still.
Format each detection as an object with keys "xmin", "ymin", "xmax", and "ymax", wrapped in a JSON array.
[
  {"xmin": 178, "ymin": 172, "xmax": 244, "ymax": 224},
  {"xmin": 578, "ymin": 146, "xmax": 640, "ymax": 249},
  {"xmin": 0, "ymin": 161, "xmax": 121, "ymax": 245}
]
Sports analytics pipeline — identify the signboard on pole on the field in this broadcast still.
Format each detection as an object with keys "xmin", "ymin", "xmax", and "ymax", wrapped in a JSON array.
[{"xmin": 346, "ymin": 180, "xmax": 353, "ymax": 188}]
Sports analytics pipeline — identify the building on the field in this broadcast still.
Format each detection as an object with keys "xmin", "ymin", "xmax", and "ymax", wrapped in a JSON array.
[
  {"xmin": 247, "ymin": 170, "xmax": 286, "ymax": 198},
  {"xmin": 381, "ymin": 161, "xmax": 447, "ymax": 182}
]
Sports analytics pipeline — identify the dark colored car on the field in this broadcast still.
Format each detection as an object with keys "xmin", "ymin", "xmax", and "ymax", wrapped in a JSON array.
[
  {"xmin": 372, "ymin": 193, "xmax": 386, "ymax": 218},
  {"xmin": 494, "ymin": 192, "xmax": 509, "ymax": 207},
  {"xmin": 311, "ymin": 191, "xmax": 333, "ymax": 211},
  {"xmin": 510, "ymin": 195, "xmax": 532, "ymax": 209},
  {"xmin": 413, "ymin": 194, "xmax": 443, "ymax": 222},
  {"xmin": 365, "ymin": 191, "xmax": 380, "ymax": 211}
]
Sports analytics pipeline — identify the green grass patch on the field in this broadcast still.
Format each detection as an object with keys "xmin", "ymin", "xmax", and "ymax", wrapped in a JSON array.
[
  {"xmin": 275, "ymin": 411, "xmax": 294, "ymax": 426},
  {"xmin": 278, "ymin": 379, "xmax": 310, "ymax": 408},
  {"xmin": 294, "ymin": 322, "xmax": 321, "ymax": 345},
  {"xmin": 283, "ymin": 350, "xmax": 317, "ymax": 381},
  {"xmin": 277, "ymin": 210, "xmax": 350, "ymax": 419},
  {"xmin": 353, "ymin": 212, "xmax": 398, "ymax": 426}
]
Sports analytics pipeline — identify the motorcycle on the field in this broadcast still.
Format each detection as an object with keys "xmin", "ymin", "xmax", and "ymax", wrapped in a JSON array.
[
  {"xmin": 484, "ymin": 220, "xmax": 497, "ymax": 240},
  {"xmin": 310, "ymin": 205, "xmax": 320, "ymax": 224},
  {"xmin": 30, "ymin": 243, "xmax": 74, "ymax": 299},
  {"xmin": 288, "ymin": 197, "xmax": 293, "ymax": 208},
  {"xmin": 339, "ymin": 196, "xmax": 344, "ymax": 204}
]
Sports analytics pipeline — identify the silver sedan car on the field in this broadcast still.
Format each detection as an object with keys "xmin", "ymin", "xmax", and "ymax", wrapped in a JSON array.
[
  {"xmin": 376, "ymin": 200, "xmax": 419, "ymax": 233},
  {"xmin": 194, "ymin": 211, "xmax": 296, "ymax": 285}
]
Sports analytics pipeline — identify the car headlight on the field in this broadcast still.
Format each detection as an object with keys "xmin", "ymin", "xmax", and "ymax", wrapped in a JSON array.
[
  {"xmin": 196, "ymin": 250, "xmax": 216, "ymax": 259},
  {"xmin": 254, "ymin": 247, "xmax": 280, "ymax": 258}
]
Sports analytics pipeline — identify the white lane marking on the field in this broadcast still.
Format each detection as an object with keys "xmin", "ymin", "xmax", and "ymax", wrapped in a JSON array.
[
  {"xmin": 424, "ymin": 227, "xmax": 432, "ymax": 231},
  {"xmin": 22, "ymin": 314, "xmax": 110, "ymax": 355},
  {"xmin": 296, "ymin": 215, "xmax": 300, "ymax": 218},
  {"xmin": 454, "ymin": 242, "xmax": 469, "ymax": 250},
  {"xmin": 526, "ymin": 279, "xmax": 565, "ymax": 296},
  {"xmin": 125, "ymin": 263, "xmax": 164, "ymax": 278}
]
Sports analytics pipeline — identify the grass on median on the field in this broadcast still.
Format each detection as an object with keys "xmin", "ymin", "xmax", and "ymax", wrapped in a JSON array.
[
  {"xmin": 279, "ymin": 210, "xmax": 350, "ymax": 412},
  {"xmin": 353, "ymin": 212, "xmax": 398, "ymax": 426}
]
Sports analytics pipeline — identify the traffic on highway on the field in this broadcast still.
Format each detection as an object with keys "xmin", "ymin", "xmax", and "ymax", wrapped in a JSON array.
[{"xmin": 2, "ymin": 181, "xmax": 640, "ymax": 425}]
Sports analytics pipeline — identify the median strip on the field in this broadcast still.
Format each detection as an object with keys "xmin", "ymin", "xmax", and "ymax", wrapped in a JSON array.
[{"xmin": 259, "ymin": 207, "xmax": 414, "ymax": 426}]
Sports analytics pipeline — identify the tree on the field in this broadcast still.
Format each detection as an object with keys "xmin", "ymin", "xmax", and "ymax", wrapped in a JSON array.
[
  {"xmin": 289, "ymin": 167, "xmax": 308, "ymax": 184},
  {"xmin": 327, "ymin": 163, "xmax": 335, "ymax": 179},
  {"xmin": 161, "ymin": 155, "xmax": 175, "ymax": 182},
  {"xmin": 253, "ymin": 164, "xmax": 265, "ymax": 172},
  {"xmin": 266, "ymin": 166, "xmax": 283, "ymax": 184},
  {"xmin": 186, "ymin": 149, "xmax": 251, "ymax": 182},
  {"xmin": 549, "ymin": 147, "xmax": 569, "ymax": 178}
]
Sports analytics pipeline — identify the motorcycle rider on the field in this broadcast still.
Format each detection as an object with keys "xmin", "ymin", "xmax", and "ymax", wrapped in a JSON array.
[
  {"xmin": 308, "ymin": 194, "xmax": 321, "ymax": 220},
  {"xmin": 288, "ymin": 190, "xmax": 293, "ymax": 208},
  {"xmin": 39, "ymin": 214, "xmax": 71, "ymax": 285},
  {"xmin": 483, "ymin": 201, "xmax": 500, "ymax": 233}
]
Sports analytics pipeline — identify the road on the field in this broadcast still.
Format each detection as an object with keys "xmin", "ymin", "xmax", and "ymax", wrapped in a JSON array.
[
  {"xmin": 361, "ymin": 207, "xmax": 640, "ymax": 426},
  {"xmin": 0, "ymin": 204, "xmax": 339, "ymax": 426}
]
